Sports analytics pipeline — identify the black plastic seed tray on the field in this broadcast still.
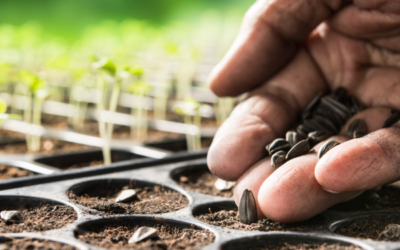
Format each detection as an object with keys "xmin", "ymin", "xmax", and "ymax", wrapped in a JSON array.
[{"xmin": 0, "ymin": 154, "xmax": 399, "ymax": 250}]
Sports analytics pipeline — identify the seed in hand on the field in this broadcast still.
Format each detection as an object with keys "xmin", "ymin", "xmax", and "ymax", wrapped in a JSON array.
[
  {"xmin": 318, "ymin": 140, "xmax": 340, "ymax": 159},
  {"xmin": 286, "ymin": 140, "xmax": 310, "ymax": 161},
  {"xmin": 271, "ymin": 151, "xmax": 286, "ymax": 169},
  {"xmin": 347, "ymin": 119, "xmax": 366, "ymax": 139}
]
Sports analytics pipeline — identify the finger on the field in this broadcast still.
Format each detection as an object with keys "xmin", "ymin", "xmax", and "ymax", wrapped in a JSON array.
[
  {"xmin": 208, "ymin": 49, "xmax": 327, "ymax": 181},
  {"xmin": 315, "ymin": 108, "xmax": 400, "ymax": 193},
  {"xmin": 234, "ymin": 137, "xmax": 360, "ymax": 223},
  {"xmin": 208, "ymin": 0, "xmax": 343, "ymax": 96}
]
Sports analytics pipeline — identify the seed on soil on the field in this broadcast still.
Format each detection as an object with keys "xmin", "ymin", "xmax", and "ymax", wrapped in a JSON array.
[
  {"xmin": 383, "ymin": 112, "xmax": 400, "ymax": 128},
  {"xmin": 128, "ymin": 226, "xmax": 158, "ymax": 243},
  {"xmin": 286, "ymin": 131, "xmax": 299, "ymax": 146},
  {"xmin": 115, "ymin": 189, "xmax": 137, "ymax": 203},
  {"xmin": 271, "ymin": 151, "xmax": 286, "ymax": 169},
  {"xmin": 347, "ymin": 119, "xmax": 366, "ymax": 139},
  {"xmin": 238, "ymin": 189, "xmax": 258, "ymax": 225},
  {"xmin": 1, "ymin": 211, "xmax": 23, "ymax": 224},
  {"xmin": 383, "ymin": 224, "xmax": 400, "ymax": 238},
  {"xmin": 318, "ymin": 140, "xmax": 340, "ymax": 159},
  {"xmin": 285, "ymin": 140, "xmax": 310, "ymax": 161},
  {"xmin": 214, "ymin": 179, "xmax": 235, "ymax": 191},
  {"xmin": 267, "ymin": 139, "xmax": 291, "ymax": 155}
]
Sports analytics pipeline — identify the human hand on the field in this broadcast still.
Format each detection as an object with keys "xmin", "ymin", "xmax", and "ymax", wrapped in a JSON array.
[{"xmin": 207, "ymin": 0, "xmax": 400, "ymax": 223}]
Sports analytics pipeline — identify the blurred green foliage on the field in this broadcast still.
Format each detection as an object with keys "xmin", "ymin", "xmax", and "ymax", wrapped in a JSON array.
[{"xmin": 0, "ymin": 0, "xmax": 254, "ymax": 41}]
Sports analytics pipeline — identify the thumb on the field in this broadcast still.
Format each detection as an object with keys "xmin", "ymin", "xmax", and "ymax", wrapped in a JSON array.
[
  {"xmin": 315, "ymin": 108, "xmax": 400, "ymax": 193},
  {"xmin": 208, "ymin": 0, "xmax": 345, "ymax": 96}
]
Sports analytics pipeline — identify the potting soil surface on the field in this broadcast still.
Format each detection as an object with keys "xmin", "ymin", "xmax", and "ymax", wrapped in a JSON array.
[
  {"xmin": 329, "ymin": 185, "xmax": 400, "ymax": 212},
  {"xmin": 68, "ymin": 185, "xmax": 189, "ymax": 215},
  {"xmin": 195, "ymin": 209, "xmax": 324, "ymax": 232},
  {"xmin": 0, "ymin": 204, "xmax": 77, "ymax": 233},
  {"xmin": 77, "ymin": 222, "xmax": 215, "ymax": 250},
  {"xmin": 336, "ymin": 214, "xmax": 400, "ymax": 241},
  {"xmin": 0, "ymin": 238, "xmax": 78, "ymax": 250},
  {"xmin": 250, "ymin": 243, "xmax": 362, "ymax": 250},
  {"xmin": 0, "ymin": 165, "xmax": 35, "ymax": 180},
  {"xmin": 176, "ymin": 169, "xmax": 233, "ymax": 198}
]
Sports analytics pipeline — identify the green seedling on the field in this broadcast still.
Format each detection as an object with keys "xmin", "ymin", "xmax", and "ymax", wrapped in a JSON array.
[
  {"xmin": 20, "ymin": 71, "xmax": 48, "ymax": 152},
  {"xmin": 173, "ymin": 98, "xmax": 202, "ymax": 151}
]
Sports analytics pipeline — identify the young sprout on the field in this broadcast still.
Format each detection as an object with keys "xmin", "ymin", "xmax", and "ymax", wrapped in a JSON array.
[
  {"xmin": 19, "ymin": 71, "xmax": 48, "ymax": 152},
  {"xmin": 128, "ymin": 67, "xmax": 152, "ymax": 141},
  {"xmin": 173, "ymin": 98, "xmax": 202, "ymax": 151},
  {"xmin": 92, "ymin": 57, "xmax": 119, "ymax": 165}
]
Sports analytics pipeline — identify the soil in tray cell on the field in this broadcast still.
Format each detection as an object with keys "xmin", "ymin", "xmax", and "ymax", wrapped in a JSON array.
[
  {"xmin": 68, "ymin": 184, "xmax": 189, "ymax": 215},
  {"xmin": 336, "ymin": 214, "xmax": 400, "ymax": 241},
  {"xmin": 249, "ymin": 243, "xmax": 362, "ymax": 250},
  {"xmin": 329, "ymin": 185, "xmax": 400, "ymax": 212},
  {"xmin": 0, "ymin": 238, "xmax": 77, "ymax": 250},
  {"xmin": 77, "ymin": 221, "xmax": 215, "ymax": 250},
  {"xmin": 175, "ymin": 168, "xmax": 233, "ymax": 198},
  {"xmin": 0, "ymin": 204, "xmax": 77, "ymax": 233},
  {"xmin": 0, "ymin": 165, "xmax": 35, "ymax": 180},
  {"xmin": 195, "ymin": 208, "xmax": 324, "ymax": 232},
  {"xmin": 0, "ymin": 139, "xmax": 95, "ymax": 155}
]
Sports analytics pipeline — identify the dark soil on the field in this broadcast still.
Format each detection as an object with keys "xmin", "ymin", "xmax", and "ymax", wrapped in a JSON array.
[
  {"xmin": 176, "ymin": 169, "xmax": 233, "ymax": 197},
  {"xmin": 329, "ymin": 185, "xmax": 400, "ymax": 212},
  {"xmin": 0, "ymin": 238, "xmax": 77, "ymax": 250},
  {"xmin": 195, "ymin": 209, "xmax": 324, "ymax": 232},
  {"xmin": 0, "ymin": 165, "xmax": 35, "ymax": 180},
  {"xmin": 68, "ymin": 185, "xmax": 189, "ymax": 215},
  {"xmin": 0, "ymin": 139, "xmax": 95, "ymax": 155},
  {"xmin": 249, "ymin": 243, "xmax": 362, "ymax": 250},
  {"xmin": 0, "ymin": 204, "xmax": 77, "ymax": 233},
  {"xmin": 336, "ymin": 215, "xmax": 400, "ymax": 241},
  {"xmin": 77, "ymin": 221, "xmax": 215, "ymax": 250}
]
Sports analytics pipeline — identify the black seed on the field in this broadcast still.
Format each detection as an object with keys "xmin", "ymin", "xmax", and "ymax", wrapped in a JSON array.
[
  {"xmin": 286, "ymin": 140, "xmax": 310, "ymax": 161},
  {"xmin": 239, "ymin": 189, "xmax": 258, "ymax": 224},
  {"xmin": 308, "ymin": 130, "xmax": 329, "ymax": 143},
  {"xmin": 347, "ymin": 96, "xmax": 363, "ymax": 114},
  {"xmin": 286, "ymin": 131, "xmax": 299, "ymax": 146},
  {"xmin": 313, "ymin": 115, "xmax": 339, "ymax": 134},
  {"xmin": 302, "ymin": 92, "xmax": 323, "ymax": 120},
  {"xmin": 307, "ymin": 137, "xmax": 317, "ymax": 149},
  {"xmin": 314, "ymin": 103, "xmax": 345, "ymax": 130},
  {"xmin": 271, "ymin": 151, "xmax": 286, "ymax": 169},
  {"xmin": 347, "ymin": 119, "xmax": 366, "ymax": 139},
  {"xmin": 383, "ymin": 112, "xmax": 400, "ymax": 128},
  {"xmin": 304, "ymin": 119, "xmax": 333, "ymax": 136},
  {"xmin": 321, "ymin": 97, "xmax": 352, "ymax": 123},
  {"xmin": 268, "ymin": 138, "xmax": 291, "ymax": 155},
  {"xmin": 318, "ymin": 140, "xmax": 340, "ymax": 159},
  {"xmin": 332, "ymin": 87, "xmax": 347, "ymax": 103},
  {"xmin": 296, "ymin": 124, "xmax": 312, "ymax": 139}
]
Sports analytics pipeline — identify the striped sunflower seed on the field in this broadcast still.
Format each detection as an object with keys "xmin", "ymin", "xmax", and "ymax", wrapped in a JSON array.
[
  {"xmin": 332, "ymin": 87, "xmax": 347, "ymax": 103},
  {"xmin": 302, "ymin": 92, "xmax": 323, "ymax": 120},
  {"xmin": 285, "ymin": 140, "xmax": 310, "ymax": 161},
  {"xmin": 318, "ymin": 140, "xmax": 340, "ymax": 159},
  {"xmin": 267, "ymin": 139, "xmax": 291, "ymax": 155},
  {"xmin": 382, "ymin": 112, "xmax": 400, "ymax": 128},
  {"xmin": 296, "ymin": 124, "xmax": 312, "ymax": 139},
  {"xmin": 347, "ymin": 119, "xmax": 366, "ymax": 139},
  {"xmin": 239, "ymin": 189, "xmax": 258, "ymax": 225},
  {"xmin": 271, "ymin": 151, "xmax": 286, "ymax": 169},
  {"xmin": 308, "ymin": 130, "xmax": 329, "ymax": 143},
  {"xmin": 315, "ymin": 104, "xmax": 345, "ymax": 130},
  {"xmin": 286, "ymin": 131, "xmax": 300, "ymax": 146},
  {"xmin": 313, "ymin": 115, "xmax": 339, "ymax": 134},
  {"xmin": 347, "ymin": 96, "xmax": 363, "ymax": 114}
]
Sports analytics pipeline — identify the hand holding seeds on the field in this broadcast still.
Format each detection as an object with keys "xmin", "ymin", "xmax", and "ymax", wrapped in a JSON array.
[{"xmin": 207, "ymin": 0, "xmax": 400, "ymax": 223}]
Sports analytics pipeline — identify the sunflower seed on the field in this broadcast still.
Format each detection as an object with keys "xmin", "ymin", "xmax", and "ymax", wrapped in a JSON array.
[
  {"xmin": 267, "ymin": 139, "xmax": 291, "ymax": 155},
  {"xmin": 383, "ymin": 112, "xmax": 400, "ymax": 128},
  {"xmin": 347, "ymin": 119, "xmax": 366, "ymax": 139},
  {"xmin": 322, "ymin": 97, "xmax": 352, "ymax": 122},
  {"xmin": 318, "ymin": 140, "xmax": 340, "ymax": 159},
  {"xmin": 308, "ymin": 130, "xmax": 329, "ymax": 143},
  {"xmin": 383, "ymin": 224, "xmax": 400, "ymax": 239},
  {"xmin": 129, "ymin": 226, "xmax": 158, "ymax": 243},
  {"xmin": 332, "ymin": 87, "xmax": 347, "ymax": 103},
  {"xmin": 286, "ymin": 131, "xmax": 299, "ymax": 146},
  {"xmin": 304, "ymin": 119, "xmax": 333, "ymax": 136},
  {"xmin": 296, "ymin": 124, "xmax": 312, "ymax": 139},
  {"xmin": 271, "ymin": 151, "xmax": 286, "ymax": 169},
  {"xmin": 239, "ymin": 189, "xmax": 258, "ymax": 224},
  {"xmin": 307, "ymin": 137, "xmax": 317, "ymax": 149},
  {"xmin": 347, "ymin": 96, "xmax": 363, "ymax": 114},
  {"xmin": 302, "ymin": 92, "xmax": 323, "ymax": 120},
  {"xmin": 286, "ymin": 140, "xmax": 310, "ymax": 161},
  {"xmin": 115, "ymin": 189, "xmax": 137, "ymax": 203},
  {"xmin": 1, "ymin": 211, "xmax": 23, "ymax": 224},
  {"xmin": 313, "ymin": 115, "xmax": 339, "ymax": 134},
  {"xmin": 315, "ymin": 104, "xmax": 345, "ymax": 130},
  {"xmin": 214, "ymin": 179, "xmax": 235, "ymax": 191}
]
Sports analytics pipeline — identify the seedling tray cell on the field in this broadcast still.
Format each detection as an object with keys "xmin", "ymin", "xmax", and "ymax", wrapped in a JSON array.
[{"xmin": 0, "ymin": 154, "xmax": 399, "ymax": 249}]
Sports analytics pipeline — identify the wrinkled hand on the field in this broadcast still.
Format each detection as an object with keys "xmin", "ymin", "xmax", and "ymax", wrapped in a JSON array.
[{"xmin": 207, "ymin": 0, "xmax": 400, "ymax": 223}]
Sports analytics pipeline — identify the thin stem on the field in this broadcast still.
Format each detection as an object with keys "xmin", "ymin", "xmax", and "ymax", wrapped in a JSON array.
[
  {"xmin": 24, "ymin": 94, "xmax": 33, "ymax": 152},
  {"xmin": 96, "ymin": 75, "xmax": 110, "ymax": 165}
]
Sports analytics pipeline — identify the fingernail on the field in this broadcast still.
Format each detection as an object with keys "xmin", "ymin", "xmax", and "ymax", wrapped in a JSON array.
[{"xmin": 321, "ymin": 185, "xmax": 340, "ymax": 194}]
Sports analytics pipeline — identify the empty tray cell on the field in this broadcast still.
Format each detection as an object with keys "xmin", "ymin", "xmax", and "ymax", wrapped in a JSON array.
[
  {"xmin": 0, "ymin": 196, "xmax": 77, "ymax": 233},
  {"xmin": 334, "ymin": 213, "xmax": 400, "ymax": 241},
  {"xmin": 74, "ymin": 216, "xmax": 215, "ymax": 250},
  {"xmin": 35, "ymin": 149, "xmax": 144, "ymax": 170},
  {"xmin": 193, "ymin": 201, "xmax": 326, "ymax": 232},
  {"xmin": 67, "ymin": 179, "xmax": 189, "ymax": 215},
  {"xmin": 329, "ymin": 185, "xmax": 400, "ymax": 212},
  {"xmin": 171, "ymin": 164, "xmax": 233, "ymax": 197},
  {"xmin": 220, "ymin": 235, "xmax": 366, "ymax": 250}
]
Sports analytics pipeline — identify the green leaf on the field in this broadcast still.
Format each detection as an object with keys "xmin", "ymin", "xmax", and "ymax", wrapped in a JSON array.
[
  {"xmin": 0, "ymin": 99, "xmax": 7, "ymax": 114},
  {"xmin": 20, "ymin": 71, "xmax": 45, "ymax": 93},
  {"xmin": 92, "ymin": 58, "xmax": 116, "ymax": 76}
]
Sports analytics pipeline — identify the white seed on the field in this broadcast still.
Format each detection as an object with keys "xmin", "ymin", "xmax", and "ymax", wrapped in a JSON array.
[
  {"xmin": 115, "ymin": 189, "xmax": 137, "ymax": 203},
  {"xmin": 1, "ymin": 211, "xmax": 23, "ymax": 224},
  {"xmin": 129, "ymin": 226, "xmax": 158, "ymax": 243},
  {"xmin": 214, "ymin": 179, "xmax": 235, "ymax": 191},
  {"xmin": 383, "ymin": 224, "xmax": 400, "ymax": 238}
]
